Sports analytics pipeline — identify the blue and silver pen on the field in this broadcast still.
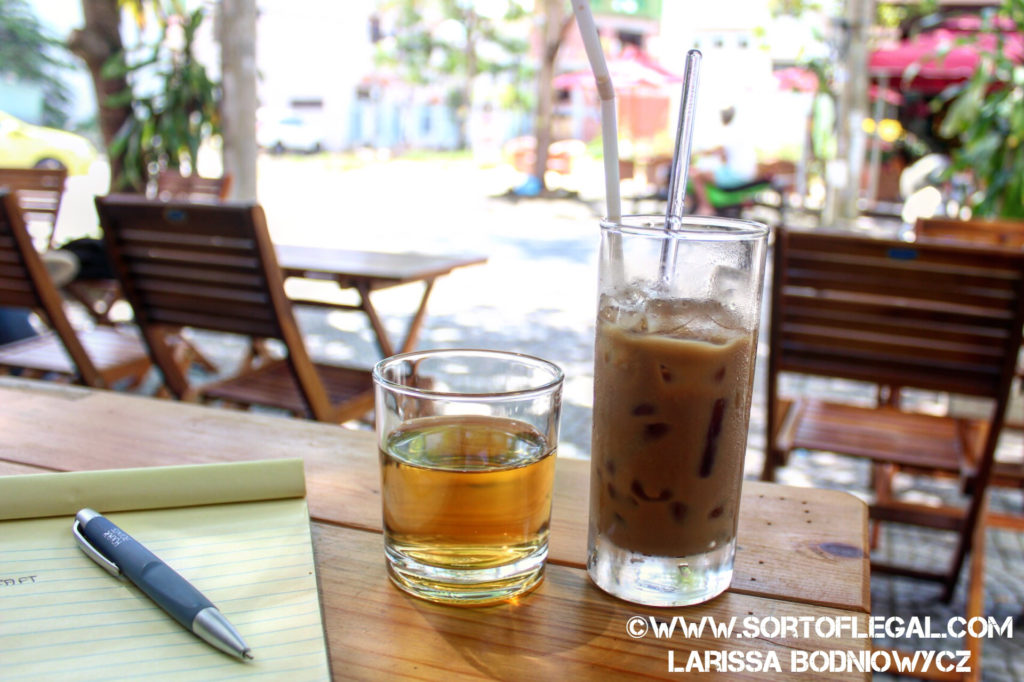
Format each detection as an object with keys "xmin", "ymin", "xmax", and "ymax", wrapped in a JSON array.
[{"xmin": 72, "ymin": 508, "xmax": 253, "ymax": 660}]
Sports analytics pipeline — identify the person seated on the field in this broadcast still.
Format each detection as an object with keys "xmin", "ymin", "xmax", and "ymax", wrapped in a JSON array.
[
  {"xmin": 690, "ymin": 105, "xmax": 759, "ymax": 214},
  {"xmin": 0, "ymin": 249, "xmax": 79, "ymax": 346}
]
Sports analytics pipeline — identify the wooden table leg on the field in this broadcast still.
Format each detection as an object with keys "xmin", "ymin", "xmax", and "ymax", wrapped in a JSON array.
[
  {"xmin": 356, "ymin": 281, "xmax": 396, "ymax": 358},
  {"xmin": 398, "ymin": 279, "xmax": 435, "ymax": 353},
  {"xmin": 356, "ymin": 279, "xmax": 437, "ymax": 358}
]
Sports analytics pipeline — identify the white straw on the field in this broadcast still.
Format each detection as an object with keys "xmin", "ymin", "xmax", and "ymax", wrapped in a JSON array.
[{"xmin": 572, "ymin": 1, "xmax": 621, "ymax": 221}]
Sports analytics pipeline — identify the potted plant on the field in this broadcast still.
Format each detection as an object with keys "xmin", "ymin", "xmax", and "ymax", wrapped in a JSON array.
[{"xmin": 102, "ymin": 2, "xmax": 220, "ymax": 193}]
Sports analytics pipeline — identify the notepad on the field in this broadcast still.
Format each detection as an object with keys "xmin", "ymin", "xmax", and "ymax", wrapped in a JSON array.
[{"xmin": 0, "ymin": 459, "xmax": 331, "ymax": 681}]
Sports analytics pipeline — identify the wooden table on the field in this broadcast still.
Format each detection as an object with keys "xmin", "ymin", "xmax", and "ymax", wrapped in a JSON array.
[
  {"xmin": 0, "ymin": 378, "xmax": 870, "ymax": 680},
  {"xmin": 275, "ymin": 245, "xmax": 487, "ymax": 357}
]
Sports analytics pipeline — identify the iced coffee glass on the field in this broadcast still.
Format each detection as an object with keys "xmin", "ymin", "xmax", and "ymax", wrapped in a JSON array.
[
  {"xmin": 373, "ymin": 349, "xmax": 563, "ymax": 606},
  {"xmin": 587, "ymin": 215, "xmax": 768, "ymax": 606}
]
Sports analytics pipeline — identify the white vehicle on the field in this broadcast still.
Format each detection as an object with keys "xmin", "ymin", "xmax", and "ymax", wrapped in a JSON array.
[{"xmin": 257, "ymin": 115, "xmax": 323, "ymax": 154}]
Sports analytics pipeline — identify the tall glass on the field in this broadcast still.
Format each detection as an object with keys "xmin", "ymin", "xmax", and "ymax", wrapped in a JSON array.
[
  {"xmin": 587, "ymin": 215, "xmax": 768, "ymax": 606},
  {"xmin": 373, "ymin": 349, "xmax": 563, "ymax": 606}
]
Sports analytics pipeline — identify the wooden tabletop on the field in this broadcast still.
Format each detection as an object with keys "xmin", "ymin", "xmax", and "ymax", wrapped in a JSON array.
[
  {"xmin": 0, "ymin": 378, "xmax": 871, "ymax": 679},
  {"xmin": 275, "ymin": 244, "xmax": 487, "ymax": 286}
]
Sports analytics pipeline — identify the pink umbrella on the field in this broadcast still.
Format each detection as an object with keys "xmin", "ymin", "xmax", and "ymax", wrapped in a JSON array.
[
  {"xmin": 553, "ymin": 46, "xmax": 681, "ymax": 141},
  {"xmin": 553, "ymin": 45, "xmax": 682, "ymax": 91},
  {"xmin": 773, "ymin": 66, "xmax": 819, "ymax": 93},
  {"xmin": 869, "ymin": 28, "xmax": 1024, "ymax": 94}
]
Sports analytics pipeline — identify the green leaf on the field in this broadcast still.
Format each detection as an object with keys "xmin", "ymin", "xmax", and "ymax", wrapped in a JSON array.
[
  {"xmin": 103, "ymin": 89, "xmax": 136, "ymax": 108},
  {"xmin": 100, "ymin": 54, "xmax": 131, "ymax": 79}
]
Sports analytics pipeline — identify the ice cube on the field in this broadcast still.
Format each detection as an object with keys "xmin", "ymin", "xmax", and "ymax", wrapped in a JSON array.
[{"xmin": 709, "ymin": 266, "xmax": 751, "ymax": 327}]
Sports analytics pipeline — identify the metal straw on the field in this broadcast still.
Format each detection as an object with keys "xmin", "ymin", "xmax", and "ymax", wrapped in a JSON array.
[
  {"xmin": 665, "ymin": 50, "xmax": 703, "ymax": 223},
  {"xmin": 660, "ymin": 50, "xmax": 702, "ymax": 279}
]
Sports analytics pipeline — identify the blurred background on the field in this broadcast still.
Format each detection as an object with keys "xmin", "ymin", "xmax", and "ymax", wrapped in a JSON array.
[{"xmin": 5, "ymin": 0, "xmax": 1019, "ymax": 229}]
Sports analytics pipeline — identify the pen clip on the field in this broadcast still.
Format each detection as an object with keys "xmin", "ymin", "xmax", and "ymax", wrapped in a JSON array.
[{"xmin": 72, "ymin": 518, "xmax": 124, "ymax": 580}]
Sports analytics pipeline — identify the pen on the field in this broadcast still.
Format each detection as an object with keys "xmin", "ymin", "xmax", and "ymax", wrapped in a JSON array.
[{"xmin": 72, "ymin": 508, "xmax": 253, "ymax": 660}]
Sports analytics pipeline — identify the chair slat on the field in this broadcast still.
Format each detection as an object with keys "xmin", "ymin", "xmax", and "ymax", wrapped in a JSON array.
[
  {"xmin": 779, "ymin": 343, "xmax": 1002, "ymax": 396},
  {"xmin": 129, "ymin": 261, "xmax": 265, "ymax": 288},
  {"xmin": 783, "ymin": 294, "xmax": 1016, "ymax": 336},
  {"xmin": 100, "ymin": 201, "xmax": 257, "ymax": 240},
  {"xmin": 147, "ymin": 309, "xmax": 280, "ymax": 338},
  {"xmin": 121, "ymin": 245, "xmax": 261, "ymax": 270},
  {"xmin": 131, "ymin": 276, "xmax": 270, "ymax": 305},
  {"xmin": 139, "ymin": 292, "xmax": 276, "ymax": 323},
  {"xmin": 916, "ymin": 216, "xmax": 1024, "ymax": 248},
  {"xmin": 119, "ymin": 226, "xmax": 255, "ymax": 250}
]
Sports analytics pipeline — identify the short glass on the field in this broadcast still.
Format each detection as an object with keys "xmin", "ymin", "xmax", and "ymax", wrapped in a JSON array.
[
  {"xmin": 373, "ymin": 349, "xmax": 564, "ymax": 606},
  {"xmin": 587, "ymin": 215, "xmax": 768, "ymax": 606}
]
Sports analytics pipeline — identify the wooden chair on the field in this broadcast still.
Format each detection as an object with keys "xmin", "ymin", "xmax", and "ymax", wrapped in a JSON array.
[
  {"xmin": 0, "ymin": 189, "xmax": 151, "ymax": 388},
  {"xmin": 0, "ymin": 167, "xmax": 68, "ymax": 249},
  {"xmin": 81, "ymin": 168, "xmax": 232, "ymax": 365},
  {"xmin": 763, "ymin": 226, "xmax": 1024, "ymax": 600},
  {"xmin": 94, "ymin": 194, "xmax": 374, "ymax": 423},
  {"xmin": 154, "ymin": 169, "xmax": 232, "ymax": 202},
  {"xmin": 914, "ymin": 216, "xmax": 1024, "ymax": 529},
  {"xmin": 915, "ymin": 216, "xmax": 1024, "ymax": 248},
  {"xmin": 65, "ymin": 169, "xmax": 232, "ymax": 324}
]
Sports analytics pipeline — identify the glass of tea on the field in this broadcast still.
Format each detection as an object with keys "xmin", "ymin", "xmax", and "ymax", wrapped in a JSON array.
[{"xmin": 373, "ymin": 349, "xmax": 564, "ymax": 606}]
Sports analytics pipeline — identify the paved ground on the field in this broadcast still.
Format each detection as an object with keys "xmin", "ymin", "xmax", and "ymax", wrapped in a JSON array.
[{"xmin": 58, "ymin": 155, "xmax": 1023, "ymax": 679}]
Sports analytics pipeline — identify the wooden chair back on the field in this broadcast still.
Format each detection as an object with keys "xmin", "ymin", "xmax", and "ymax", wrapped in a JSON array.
[
  {"xmin": 0, "ymin": 189, "xmax": 107, "ymax": 386},
  {"xmin": 94, "ymin": 194, "xmax": 337, "ymax": 420},
  {"xmin": 770, "ymin": 228, "xmax": 1024, "ymax": 399},
  {"xmin": 767, "ymin": 227, "xmax": 1024, "ymax": 596},
  {"xmin": 915, "ymin": 216, "xmax": 1024, "ymax": 248},
  {"xmin": 0, "ymin": 167, "xmax": 67, "ymax": 249},
  {"xmin": 154, "ymin": 169, "xmax": 232, "ymax": 202}
]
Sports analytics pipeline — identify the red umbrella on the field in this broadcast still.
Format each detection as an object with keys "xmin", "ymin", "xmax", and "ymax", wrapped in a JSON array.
[
  {"xmin": 553, "ymin": 45, "xmax": 682, "ymax": 91},
  {"xmin": 869, "ymin": 28, "xmax": 1024, "ymax": 94}
]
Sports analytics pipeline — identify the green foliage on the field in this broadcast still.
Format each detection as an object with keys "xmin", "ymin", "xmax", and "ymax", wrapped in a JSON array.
[
  {"xmin": 875, "ymin": 0, "xmax": 939, "ymax": 30},
  {"xmin": 106, "ymin": 3, "xmax": 219, "ymax": 192},
  {"xmin": 0, "ymin": 0, "xmax": 72, "ymax": 127},
  {"xmin": 769, "ymin": 0, "xmax": 822, "ymax": 18},
  {"xmin": 376, "ymin": 0, "xmax": 529, "ymax": 75},
  {"xmin": 373, "ymin": 0, "xmax": 531, "ymax": 107},
  {"xmin": 939, "ymin": 1, "xmax": 1024, "ymax": 218}
]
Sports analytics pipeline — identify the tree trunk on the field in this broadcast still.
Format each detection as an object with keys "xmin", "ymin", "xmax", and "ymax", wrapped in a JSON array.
[
  {"xmin": 825, "ymin": 0, "xmax": 874, "ymax": 226},
  {"xmin": 217, "ymin": 0, "xmax": 258, "ymax": 200},
  {"xmin": 531, "ymin": 0, "xmax": 569, "ymax": 191},
  {"xmin": 458, "ymin": 10, "xmax": 478, "ymax": 151},
  {"xmin": 68, "ymin": 0, "xmax": 130, "ymax": 190}
]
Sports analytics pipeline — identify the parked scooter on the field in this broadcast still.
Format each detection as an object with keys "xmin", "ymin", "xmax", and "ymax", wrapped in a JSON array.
[{"xmin": 693, "ymin": 178, "xmax": 777, "ymax": 218}]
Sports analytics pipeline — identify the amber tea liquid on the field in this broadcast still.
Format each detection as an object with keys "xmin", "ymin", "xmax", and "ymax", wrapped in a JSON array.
[{"xmin": 381, "ymin": 414, "xmax": 556, "ymax": 605}]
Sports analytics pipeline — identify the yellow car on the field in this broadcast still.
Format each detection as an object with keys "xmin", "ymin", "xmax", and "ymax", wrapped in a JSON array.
[{"xmin": 0, "ymin": 110, "xmax": 99, "ymax": 175}]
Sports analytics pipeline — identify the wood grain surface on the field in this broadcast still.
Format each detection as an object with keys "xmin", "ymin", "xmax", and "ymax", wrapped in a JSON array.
[{"xmin": 314, "ymin": 523, "xmax": 869, "ymax": 681}]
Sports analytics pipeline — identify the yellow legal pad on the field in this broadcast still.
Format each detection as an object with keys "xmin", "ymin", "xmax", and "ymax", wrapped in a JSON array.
[{"xmin": 0, "ymin": 458, "xmax": 330, "ymax": 681}]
